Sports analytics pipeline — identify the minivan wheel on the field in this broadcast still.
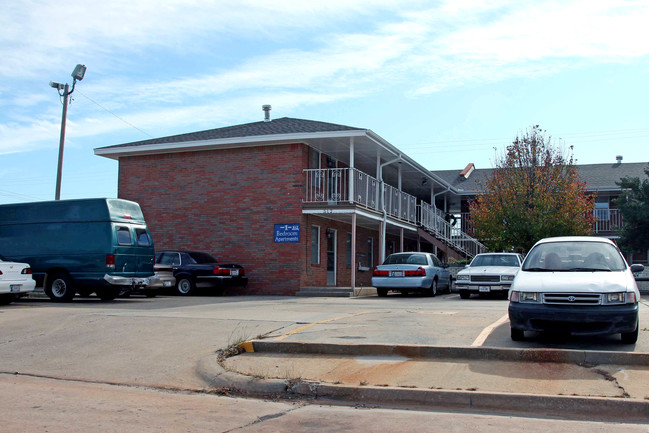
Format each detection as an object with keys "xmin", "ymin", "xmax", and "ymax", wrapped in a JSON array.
[
  {"xmin": 176, "ymin": 278, "xmax": 195, "ymax": 295},
  {"xmin": 621, "ymin": 326, "xmax": 639, "ymax": 344},
  {"xmin": 45, "ymin": 272, "xmax": 75, "ymax": 302},
  {"xmin": 511, "ymin": 328, "xmax": 525, "ymax": 341}
]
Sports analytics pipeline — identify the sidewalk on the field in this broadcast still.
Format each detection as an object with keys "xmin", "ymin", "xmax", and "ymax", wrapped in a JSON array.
[{"xmin": 206, "ymin": 340, "xmax": 649, "ymax": 422}]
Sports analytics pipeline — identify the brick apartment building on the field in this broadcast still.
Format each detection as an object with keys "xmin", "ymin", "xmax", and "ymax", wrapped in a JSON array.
[
  {"xmin": 95, "ymin": 110, "xmax": 648, "ymax": 294},
  {"xmin": 95, "ymin": 112, "xmax": 485, "ymax": 295}
]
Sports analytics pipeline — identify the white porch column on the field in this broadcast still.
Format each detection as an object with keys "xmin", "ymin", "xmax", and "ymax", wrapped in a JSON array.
[
  {"xmin": 349, "ymin": 137, "xmax": 355, "ymax": 204},
  {"xmin": 351, "ymin": 212, "xmax": 357, "ymax": 289}
]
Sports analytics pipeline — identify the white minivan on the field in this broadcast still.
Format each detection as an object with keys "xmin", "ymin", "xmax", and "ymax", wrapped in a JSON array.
[{"xmin": 508, "ymin": 236, "xmax": 644, "ymax": 344}]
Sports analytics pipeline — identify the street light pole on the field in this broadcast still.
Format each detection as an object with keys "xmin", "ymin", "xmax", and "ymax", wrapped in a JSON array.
[
  {"xmin": 54, "ymin": 83, "xmax": 70, "ymax": 201},
  {"xmin": 50, "ymin": 64, "xmax": 86, "ymax": 201}
]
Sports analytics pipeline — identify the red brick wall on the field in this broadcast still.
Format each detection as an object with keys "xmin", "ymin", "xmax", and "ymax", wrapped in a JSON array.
[{"xmin": 118, "ymin": 143, "xmax": 308, "ymax": 295}]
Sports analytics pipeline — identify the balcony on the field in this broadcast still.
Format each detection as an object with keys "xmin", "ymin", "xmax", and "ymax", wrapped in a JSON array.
[
  {"xmin": 304, "ymin": 168, "xmax": 485, "ymax": 257},
  {"xmin": 460, "ymin": 208, "xmax": 624, "ymax": 238}
]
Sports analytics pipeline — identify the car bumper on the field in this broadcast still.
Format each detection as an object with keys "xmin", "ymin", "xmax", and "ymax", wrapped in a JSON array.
[
  {"xmin": 0, "ymin": 279, "xmax": 36, "ymax": 295},
  {"xmin": 371, "ymin": 276, "xmax": 433, "ymax": 289},
  {"xmin": 147, "ymin": 274, "xmax": 176, "ymax": 289},
  {"xmin": 508, "ymin": 302, "xmax": 639, "ymax": 335},
  {"xmin": 455, "ymin": 282, "xmax": 511, "ymax": 293}
]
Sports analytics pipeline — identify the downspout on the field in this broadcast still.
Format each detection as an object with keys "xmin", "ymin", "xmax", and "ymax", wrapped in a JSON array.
[{"xmin": 378, "ymin": 155, "xmax": 403, "ymax": 264}]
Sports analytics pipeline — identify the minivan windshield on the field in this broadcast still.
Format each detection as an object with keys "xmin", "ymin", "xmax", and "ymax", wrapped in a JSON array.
[{"xmin": 522, "ymin": 241, "xmax": 626, "ymax": 272}]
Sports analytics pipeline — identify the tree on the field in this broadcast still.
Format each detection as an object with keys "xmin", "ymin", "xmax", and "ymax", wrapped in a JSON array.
[
  {"xmin": 469, "ymin": 125, "xmax": 595, "ymax": 252},
  {"xmin": 614, "ymin": 166, "xmax": 649, "ymax": 255}
]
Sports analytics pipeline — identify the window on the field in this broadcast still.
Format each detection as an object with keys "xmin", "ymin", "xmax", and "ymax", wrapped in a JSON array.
[
  {"xmin": 311, "ymin": 226, "xmax": 321, "ymax": 264},
  {"xmin": 367, "ymin": 238, "xmax": 374, "ymax": 267},
  {"xmin": 346, "ymin": 233, "xmax": 352, "ymax": 266},
  {"xmin": 135, "ymin": 228, "xmax": 151, "ymax": 246},
  {"xmin": 116, "ymin": 227, "xmax": 131, "ymax": 245}
]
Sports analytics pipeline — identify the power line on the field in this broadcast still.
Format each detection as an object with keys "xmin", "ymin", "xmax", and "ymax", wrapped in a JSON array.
[{"xmin": 75, "ymin": 89, "xmax": 154, "ymax": 139}]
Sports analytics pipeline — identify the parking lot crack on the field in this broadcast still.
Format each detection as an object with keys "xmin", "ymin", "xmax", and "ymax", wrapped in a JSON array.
[
  {"xmin": 220, "ymin": 405, "xmax": 303, "ymax": 432},
  {"xmin": 591, "ymin": 367, "xmax": 630, "ymax": 398}
]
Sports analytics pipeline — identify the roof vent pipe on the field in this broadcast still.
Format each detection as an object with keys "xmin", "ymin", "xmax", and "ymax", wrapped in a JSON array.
[
  {"xmin": 616, "ymin": 155, "xmax": 623, "ymax": 164},
  {"xmin": 262, "ymin": 104, "xmax": 272, "ymax": 122}
]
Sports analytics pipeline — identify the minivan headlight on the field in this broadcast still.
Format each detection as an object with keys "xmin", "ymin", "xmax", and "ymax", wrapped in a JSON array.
[
  {"xmin": 604, "ymin": 293, "xmax": 625, "ymax": 305},
  {"xmin": 520, "ymin": 292, "xmax": 540, "ymax": 303}
]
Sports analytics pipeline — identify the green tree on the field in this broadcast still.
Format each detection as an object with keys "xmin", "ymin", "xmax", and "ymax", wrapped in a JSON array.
[
  {"xmin": 614, "ymin": 166, "xmax": 649, "ymax": 255},
  {"xmin": 469, "ymin": 125, "xmax": 595, "ymax": 252}
]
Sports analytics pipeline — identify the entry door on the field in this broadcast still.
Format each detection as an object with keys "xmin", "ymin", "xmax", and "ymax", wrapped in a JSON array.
[{"xmin": 326, "ymin": 229, "xmax": 337, "ymax": 286}]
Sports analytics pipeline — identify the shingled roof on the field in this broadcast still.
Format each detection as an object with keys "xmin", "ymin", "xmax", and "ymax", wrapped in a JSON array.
[
  {"xmin": 433, "ymin": 162, "xmax": 649, "ymax": 194},
  {"xmin": 98, "ymin": 117, "xmax": 365, "ymax": 149}
]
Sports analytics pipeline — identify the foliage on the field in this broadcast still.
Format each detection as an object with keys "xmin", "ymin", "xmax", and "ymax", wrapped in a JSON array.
[
  {"xmin": 469, "ymin": 126, "xmax": 595, "ymax": 252},
  {"xmin": 614, "ymin": 166, "xmax": 649, "ymax": 253}
]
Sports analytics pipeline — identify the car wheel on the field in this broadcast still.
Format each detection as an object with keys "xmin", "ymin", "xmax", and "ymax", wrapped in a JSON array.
[
  {"xmin": 377, "ymin": 288, "xmax": 388, "ymax": 297},
  {"xmin": 429, "ymin": 279, "xmax": 438, "ymax": 297},
  {"xmin": 621, "ymin": 326, "xmax": 638, "ymax": 344},
  {"xmin": 511, "ymin": 328, "xmax": 525, "ymax": 341},
  {"xmin": 176, "ymin": 277, "xmax": 196, "ymax": 296},
  {"xmin": 459, "ymin": 290, "xmax": 470, "ymax": 299},
  {"xmin": 45, "ymin": 272, "xmax": 75, "ymax": 302}
]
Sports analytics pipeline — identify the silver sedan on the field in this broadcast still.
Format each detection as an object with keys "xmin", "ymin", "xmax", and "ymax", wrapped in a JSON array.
[{"xmin": 372, "ymin": 252, "xmax": 452, "ymax": 297}]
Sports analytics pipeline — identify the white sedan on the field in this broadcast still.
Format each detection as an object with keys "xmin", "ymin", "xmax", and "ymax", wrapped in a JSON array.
[
  {"xmin": 455, "ymin": 253, "xmax": 523, "ymax": 299},
  {"xmin": 0, "ymin": 256, "xmax": 36, "ymax": 305}
]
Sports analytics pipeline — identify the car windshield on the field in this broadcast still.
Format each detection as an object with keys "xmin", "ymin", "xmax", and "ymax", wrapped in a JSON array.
[
  {"xmin": 383, "ymin": 253, "xmax": 428, "ymax": 265},
  {"xmin": 522, "ymin": 241, "xmax": 627, "ymax": 272},
  {"xmin": 470, "ymin": 254, "xmax": 520, "ymax": 267},
  {"xmin": 187, "ymin": 252, "xmax": 218, "ymax": 264}
]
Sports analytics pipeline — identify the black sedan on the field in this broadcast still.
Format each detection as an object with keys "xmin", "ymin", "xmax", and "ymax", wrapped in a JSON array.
[{"xmin": 155, "ymin": 250, "xmax": 248, "ymax": 296}]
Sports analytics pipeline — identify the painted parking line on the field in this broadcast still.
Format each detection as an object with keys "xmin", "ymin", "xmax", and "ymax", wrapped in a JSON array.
[
  {"xmin": 471, "ymin": 314, "xmax": 509, "ymax": 347},
  {"xmin": 274, "ymin": 311, "xmax": 373, "ymax": 341}
]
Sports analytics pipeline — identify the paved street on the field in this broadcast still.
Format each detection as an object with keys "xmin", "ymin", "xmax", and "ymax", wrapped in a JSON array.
[{"xmin": 1, "ymin": 293, "xmax": 648, "ymax": 431}]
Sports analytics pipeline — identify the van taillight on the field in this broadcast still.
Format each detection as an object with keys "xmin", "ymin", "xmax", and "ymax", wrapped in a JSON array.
[
  {"xmin": 106, "ymin": 254, "xmax": 116, "ymax": 269},
  {"xmin": 21, "ymin": 267, "xmax": 32, "ymax": 275}
]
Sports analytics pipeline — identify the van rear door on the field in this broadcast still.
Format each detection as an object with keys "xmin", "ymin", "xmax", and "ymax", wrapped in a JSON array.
[{"xmin": 112, "ymin": 224, "xmax": 154, "ymax": 278}]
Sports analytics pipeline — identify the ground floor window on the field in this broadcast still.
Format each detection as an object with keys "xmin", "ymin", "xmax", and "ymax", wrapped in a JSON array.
[{"xmin": 311, "ymin": 226, "xmax": 321, "ymax": 264}]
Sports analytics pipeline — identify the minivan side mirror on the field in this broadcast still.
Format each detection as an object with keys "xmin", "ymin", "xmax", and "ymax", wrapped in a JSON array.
[{"xmin": 630, "ymin": 264, "xmax": 645, "ymax": 274}]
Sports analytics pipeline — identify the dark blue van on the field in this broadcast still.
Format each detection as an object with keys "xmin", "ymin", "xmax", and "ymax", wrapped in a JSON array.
[{"xmin": 0, "ymin": 198, "xmax": 155, "ymax": 301}]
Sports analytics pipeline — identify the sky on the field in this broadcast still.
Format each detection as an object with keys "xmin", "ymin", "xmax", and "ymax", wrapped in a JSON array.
[{"xmin": 1, "ymin": 0, "xmax": 648, "ymax": 204}]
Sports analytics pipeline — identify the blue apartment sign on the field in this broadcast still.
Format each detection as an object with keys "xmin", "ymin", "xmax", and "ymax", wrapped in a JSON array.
[{"xmin": 274, "ymin": 224, "xmax": 300, "ymax": 243}]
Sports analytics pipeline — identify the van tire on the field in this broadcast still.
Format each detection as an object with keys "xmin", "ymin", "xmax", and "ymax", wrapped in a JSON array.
[
  {"xmin": 45, "ymin": 272, "xmax": 75, "ymax": 302},
  {"xmin": 176, "ymin": 277, "xmax": 195, "ymax": 296}
]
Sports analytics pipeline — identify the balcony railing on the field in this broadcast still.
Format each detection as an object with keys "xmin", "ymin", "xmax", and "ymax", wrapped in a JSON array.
[
  {"xmin": 304, "ymin": 168, "xmax": 485, "ymax": 257},
  {"xmin": 461, "ymin": 209, "xmax": 624, "ymax": 236}
]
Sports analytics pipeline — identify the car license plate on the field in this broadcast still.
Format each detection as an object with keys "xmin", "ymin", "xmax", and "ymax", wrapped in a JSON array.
[
  {"xmin": 231, "ymin": 269, "xmax": 239, "ymax": 276},
  {"xmin": 479, "ymin": 286, "xmax": 490, "ymax": 292},
  {"xmin": 10, "ymin": 284, "xmax": 21, "ymax": 293},
  {"xmin": 163, "ymin": 281, "xmax": 172, "ymax": 287},
  {"xmin": 391, "ymin": 271, "xmax": 404, "ymax": 277}
]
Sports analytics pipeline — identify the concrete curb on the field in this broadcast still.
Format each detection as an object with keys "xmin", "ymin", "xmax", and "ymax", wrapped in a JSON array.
[
  {"xmin": 247, "ymin": 340, "xmax": 649, "ymax": 366},
  {"xmin": 196, "ymin": 345, "xmax": 649, "ymax": 422}
]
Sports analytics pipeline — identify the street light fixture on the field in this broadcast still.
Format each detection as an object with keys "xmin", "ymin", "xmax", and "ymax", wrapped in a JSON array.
[{"xmin": 50, "ymin": 64, "xmax": 87, "ymax": 200}]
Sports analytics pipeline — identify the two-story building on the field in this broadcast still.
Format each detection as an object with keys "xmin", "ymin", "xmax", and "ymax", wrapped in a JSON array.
[
  {"xmin": 95, "ymin": 109, "xmax": 647, "ymax": 294},
  {"xmin": 95, "ymin": 111, "xmax": 485, "ymax": 295}
]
